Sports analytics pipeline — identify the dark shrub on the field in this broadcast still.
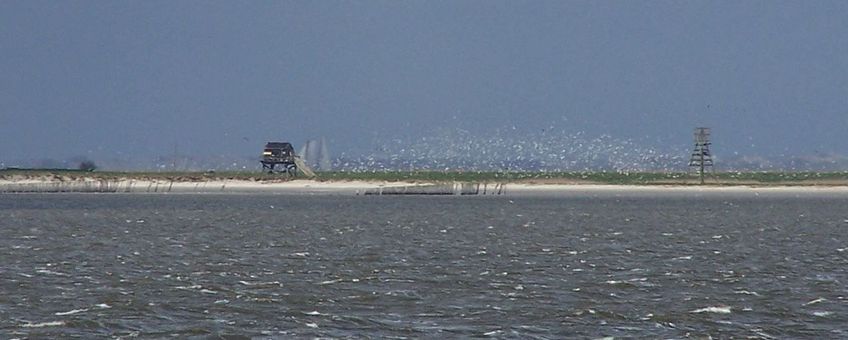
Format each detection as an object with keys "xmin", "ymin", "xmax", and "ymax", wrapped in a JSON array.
[{"xmin": 79, "ymin": 160, "xmax": 97, "ymax": 172}]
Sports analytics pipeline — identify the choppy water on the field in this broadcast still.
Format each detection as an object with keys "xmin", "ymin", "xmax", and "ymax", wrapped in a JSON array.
[{"xmin": 2, "ymin": 193, "xmax": 847, "ymax": 338}]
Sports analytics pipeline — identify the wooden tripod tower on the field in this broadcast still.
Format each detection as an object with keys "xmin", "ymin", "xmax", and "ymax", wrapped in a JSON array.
[{"xmin": 688, "ymin": 127, "xmax": 713, "ymax": 184}]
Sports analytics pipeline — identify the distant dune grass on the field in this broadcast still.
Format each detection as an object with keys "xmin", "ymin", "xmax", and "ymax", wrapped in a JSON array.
[{"xmin": 3, "ymin": 168, "xmax": 847, "ymax": 186}]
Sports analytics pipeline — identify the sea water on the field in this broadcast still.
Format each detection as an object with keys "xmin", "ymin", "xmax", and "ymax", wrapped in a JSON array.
[{"xmin": 2, "ymin": 193, "xmax": 847, "ymax": 338}]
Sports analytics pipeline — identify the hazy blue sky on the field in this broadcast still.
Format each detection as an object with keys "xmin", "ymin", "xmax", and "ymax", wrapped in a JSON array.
[{"xmin": 2, "ymin": 0, "xmax": 846, "ymax": 162}]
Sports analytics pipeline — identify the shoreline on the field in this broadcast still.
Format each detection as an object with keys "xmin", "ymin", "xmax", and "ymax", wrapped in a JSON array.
[{"xmin": 2, "ymin": 177, "xmax": 848, "ymax": 195}]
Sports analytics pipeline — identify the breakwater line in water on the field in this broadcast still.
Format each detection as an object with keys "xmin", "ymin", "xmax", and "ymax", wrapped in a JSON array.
[{"xmin": 363, "ymin": 182, "xmax": 505, "ymax": 195}]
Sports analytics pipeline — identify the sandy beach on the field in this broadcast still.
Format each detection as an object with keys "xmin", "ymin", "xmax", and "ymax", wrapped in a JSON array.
[
  {"xmin": 0, "ymin": 178, "xmax": 406, "ymax": 194},
  {"xmin": 504, "ymin": 183, "xmax": 848, "ymax": 197},
  {"xmin": 2, "ymin": 176, "xmax": 848, "ymax": 196}
]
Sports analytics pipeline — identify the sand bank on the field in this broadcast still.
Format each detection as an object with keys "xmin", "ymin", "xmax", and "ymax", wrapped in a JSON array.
[
  {"xmin": 504, "ymin": 183, "xmax": 848, "ymax": 197},
  {"xmin": 0, "ymin": 178, "xmax": 405, "ymax": 194},
  {"xmin": 1, "ymin": 177, "xmax": 848, "ymax": 196}
]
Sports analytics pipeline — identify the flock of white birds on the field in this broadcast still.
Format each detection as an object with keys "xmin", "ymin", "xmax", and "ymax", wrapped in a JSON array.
[{"xmin": 339, "ymin": 127, "xmax": 687, "ymax": 172}]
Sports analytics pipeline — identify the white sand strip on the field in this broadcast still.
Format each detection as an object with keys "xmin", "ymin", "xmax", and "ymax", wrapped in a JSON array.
[{"xmin": 1, "ymin": 179, "xmax": 847, "ymax": 195}]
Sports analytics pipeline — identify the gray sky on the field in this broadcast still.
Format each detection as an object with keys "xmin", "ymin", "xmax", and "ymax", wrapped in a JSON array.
[{"xmin": 2, "ymin": 0, "xmax": 846, "ymax": 163}]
